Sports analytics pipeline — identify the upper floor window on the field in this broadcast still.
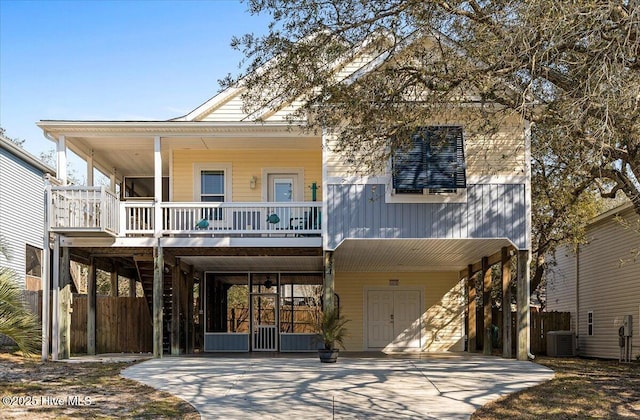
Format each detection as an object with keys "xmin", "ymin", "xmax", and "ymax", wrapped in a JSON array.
[
  {"xmin": 194, "ymin": 163, "xmax": 233, "ymax": 221},
  {"xmin": 201, "ymin": 170, "xmax": 225, "ymax": 203},
  {"xmin": 392, "ymin": 126, "xmax": 466, "ymax": 194}
]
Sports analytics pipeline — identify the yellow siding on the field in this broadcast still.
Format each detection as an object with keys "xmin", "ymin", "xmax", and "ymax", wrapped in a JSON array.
[
  {"xmin": 335, "ymin": 271, "xmax": 465, "ymax": 352},
  {"xmin": 172, "ymin": 149, "xmax": 322, "ymax": 202},
  {"xmin": 326, "ymin": 113, "xmax": 526, "ymax": 179}
]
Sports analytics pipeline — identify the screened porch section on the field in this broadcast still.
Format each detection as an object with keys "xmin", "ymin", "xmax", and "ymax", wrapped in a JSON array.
[{"xmin": 203, "ymin": 273, "xmax": 324, "ymax": 352}]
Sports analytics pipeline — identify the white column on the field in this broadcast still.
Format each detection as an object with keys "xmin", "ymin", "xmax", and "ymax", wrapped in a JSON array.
[
  {"xmin": 110, "ymin": 168, "xmax": 117, "ymax": 192},
  {"xmin": 154, "ymin": 136, "xmax": 162, "ymax": 237},
  {"xmin": 86, "ymin": 150, "xmax": 94, "ymax": 186},
  {"xmin": 56, "ymin": 135, "xmax": 67, "ymax": 185}
]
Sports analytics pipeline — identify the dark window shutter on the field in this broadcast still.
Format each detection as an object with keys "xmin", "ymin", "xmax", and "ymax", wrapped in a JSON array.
[
  {"xmin": 393, "ymin": 134, "xmax": 427, "ymax": 192},
  {"xmin": 425, "ymin": 126, "xmax": 466, "ymax": 190},
  {"xmin": 393, "ymin": 126, "xmax": 466, "ymax": 192}
]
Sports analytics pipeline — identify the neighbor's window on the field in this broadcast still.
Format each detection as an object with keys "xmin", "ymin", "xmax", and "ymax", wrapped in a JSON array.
[
  {"xmin": 25, "ymin": 245, "xmax": 42, "ymax": 278},
  {"xmin": 393, "ymin": 126, "xmax": 466, "ymax": 194},
  {"xmin": 587, "ymin": 311, "xmax": 593, "ymax": 336}
]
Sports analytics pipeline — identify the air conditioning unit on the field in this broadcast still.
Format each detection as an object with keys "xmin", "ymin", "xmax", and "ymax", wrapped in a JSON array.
[{"xmin": 547, "ymin": 330, "xmax": 576, "ymax": 357}]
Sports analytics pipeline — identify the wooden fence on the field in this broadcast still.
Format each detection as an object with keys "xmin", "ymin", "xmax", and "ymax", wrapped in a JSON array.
[
  {"xmin": 476, "ymin": 309, "xmax": 571, "ymax": 355},
  {"xmin": 21, "ymin": 290, "xmax": 569, "ymax": 356},
  {"xmin": 227, "ymin": 306, "xmax": 320, "ymax": 333},
  {"xmin": 71, "ymin": 295, "xmax": 153, "ymax": 353}
]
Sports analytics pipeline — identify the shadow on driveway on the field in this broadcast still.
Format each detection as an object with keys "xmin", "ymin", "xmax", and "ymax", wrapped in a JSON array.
[{"xmin": 121, "ymin": 353, "xmax": 553, "ymax": 419}]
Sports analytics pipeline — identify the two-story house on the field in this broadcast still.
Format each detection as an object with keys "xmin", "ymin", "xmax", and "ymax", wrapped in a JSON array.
[{"xmin": 37, "ymin": 45, "xmax": 532, "ymax": 361}]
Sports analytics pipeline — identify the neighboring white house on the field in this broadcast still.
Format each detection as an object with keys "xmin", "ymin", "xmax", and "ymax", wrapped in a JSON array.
[
  {"xmin": 0, "ymin": 135, "xmax": 55, "ymax": 291},
  {"xmin": 547, "ymin": 203, "xmax": 640, "ymax": 360}
]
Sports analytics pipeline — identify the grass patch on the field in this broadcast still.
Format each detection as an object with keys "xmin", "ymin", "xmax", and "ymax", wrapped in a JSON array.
[
  {"xmin": 472, "ymin": 357, "xmax": 640, "ymax": 419},
  {"xmin": 0, "ymin": 350, "xmax": 199, "ymax": 419}
]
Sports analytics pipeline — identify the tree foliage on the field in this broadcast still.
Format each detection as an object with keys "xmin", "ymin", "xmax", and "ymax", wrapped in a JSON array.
[
  {"xmin": 0, "ymin": 126, "xmax": 25, "ymax": 147},
  {"xmin": 229, "ymin": 1, "xmax": 639, "ymax": 294}
]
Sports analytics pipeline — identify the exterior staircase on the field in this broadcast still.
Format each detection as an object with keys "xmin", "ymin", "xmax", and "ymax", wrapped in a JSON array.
[{"xmin": 134, "ymin": 257, "xmax": 172, "ymax": 354}]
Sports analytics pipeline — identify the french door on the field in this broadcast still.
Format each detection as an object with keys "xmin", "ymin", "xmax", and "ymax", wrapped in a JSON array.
[{"xmin": 367, "ymin": 289, "xmax": 421, "ymax": 349}]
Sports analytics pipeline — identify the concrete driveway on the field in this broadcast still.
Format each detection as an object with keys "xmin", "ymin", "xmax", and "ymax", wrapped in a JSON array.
[{"xmin": 122, "ymin": 353, "xmax": 553, "ymax": 419}]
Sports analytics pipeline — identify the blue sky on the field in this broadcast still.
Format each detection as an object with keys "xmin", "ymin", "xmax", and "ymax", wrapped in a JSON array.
[{"xmin": 0, "ymin": 0, "xmax": 269, "ymax": 158}]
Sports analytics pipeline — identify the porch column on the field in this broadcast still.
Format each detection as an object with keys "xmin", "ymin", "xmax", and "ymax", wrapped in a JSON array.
[
  {"xmin": 153, "ymin": 136, "xmax": 162, "ymax": 237},
  {"xmin": 56, "ymin": 135, "xmax": 67, "ymax": 185},
  {"xmin": 467, "ymin": 265, "xmax": 476, "ymax": 352},
  {"xmin": 86, "ymin": 150, "xmax": 94, "ymax": 187},
  {"xmin": 51, "ymin": 235, "xmax": 60, "ymax": 360},
  {"xmin": 171, "ymin": 264, "xmax": 180, "ymax": 355},
  {"xmin": 87, "ymin": 257, "xmax": 97, "ymax": 355},
  {"xmin": 323, "ymin": 251, "xmax": 335, "ymax": 312},
  {"xmin": 153, "ymin": 245, "xmax": 164, "ymax": 358},
  {"xmin": 482, "ymin": 257, "xmax": 493, "ymax": 356},
  {"xmin": 516, "ymin": 249, "xmax": 530, "ymax": 360},
  {"xmin": 128, "ymin": 278, "xmax": 136, "ymax": 297},
  {"xmin": 186, "ymin": 266, "xmax": 195, "ymax": 354},
  {"xmin": 110, "ymin": 264, "xmax": 118, "ymax": 297},
  {"xmin": 58, "ymin": 246, "xmax": 72, "ymax": 360},
  {"xmin": 502, "ymin": 247, "xmax": 513, "ymax": 358}
]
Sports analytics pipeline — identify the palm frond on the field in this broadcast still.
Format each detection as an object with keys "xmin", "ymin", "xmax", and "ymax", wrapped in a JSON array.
[{"xmin": 0, "ymin": 266, "xmax": 41, "ymax": 356}]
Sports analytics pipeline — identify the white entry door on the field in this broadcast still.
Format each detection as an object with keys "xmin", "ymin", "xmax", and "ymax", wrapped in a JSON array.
[
  {"xmin": 367, "ymin": 290, "xmax": 421, "ymax": 349},
  {"xmin": 267, "ymin": 174, "xmax": 298, "ymax": 230}
]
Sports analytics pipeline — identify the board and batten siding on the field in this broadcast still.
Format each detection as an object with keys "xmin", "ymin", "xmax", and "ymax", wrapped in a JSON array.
[
  {"xmin": 171, "ymin": 149, "xmax": 322, "ymax": 202},
  {"xmin": 335, "ymin": 271, "xmax": 464, "ymax": 352},
  {"xmin": 326, "ymin": 183, "xmax": 527, "ymax": 249},
  {"xmin": 546, "ymin": 247, "xmax": 578, "ymax": 332},
  {"xmin": 0, "ymin": 146, "xmax": 47, "ymax": 289}
]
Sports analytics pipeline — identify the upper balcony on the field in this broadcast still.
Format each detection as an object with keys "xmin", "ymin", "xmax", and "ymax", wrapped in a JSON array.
[{"xmin": 48, "ymin": 186, "xmax": 322, "ymax": 239}]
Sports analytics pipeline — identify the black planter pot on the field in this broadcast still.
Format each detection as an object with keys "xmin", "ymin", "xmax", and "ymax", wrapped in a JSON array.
[{"xmin": 318, "ymin": 349, "xmax": 339, "ymax": 363}]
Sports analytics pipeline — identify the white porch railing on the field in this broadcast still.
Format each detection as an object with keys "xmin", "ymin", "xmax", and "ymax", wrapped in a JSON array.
[
  {"xmin": 49, "ymin": 186, "xmax": 119, "ymax": 234},
  {"xmin": 49, "ymin": 189, "xmax": 322, "ymax": 237},
  {"xmin": 161, "ymin": 202, "xmax": 322, "ymax": 235}
]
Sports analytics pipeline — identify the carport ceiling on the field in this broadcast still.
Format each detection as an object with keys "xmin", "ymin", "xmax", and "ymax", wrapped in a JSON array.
[
  {"xmin": 177, "ymin": 255, "xmax": 323, "ymax": 273},
  {"xmin": 333, "ymin": 238, "xmax": 515, "ymax": 272}
]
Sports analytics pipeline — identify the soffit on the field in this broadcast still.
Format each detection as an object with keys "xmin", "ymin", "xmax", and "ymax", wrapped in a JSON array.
[
  {"xmin": 37, "ymin": 121, "xmax": 319, "ymax": 178},
  {"xmin": 333, "ymin": 238, "xmax": 514, "ymax": 273},
  {"xmin": 177, "ymin": 255, "xmax": 323, "ymax": 273}
]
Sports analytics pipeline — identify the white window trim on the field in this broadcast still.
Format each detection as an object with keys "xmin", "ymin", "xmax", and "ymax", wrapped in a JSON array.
[
  {"xmin": 193, "ymin": 163, "xmax": 233, "ymax": 202},
  {"xmin": 383, "ymin": 174, "xmax": 468, "ymax": 203},
  {"xmin": 587, "ymin": 310, "xmax": 594, "ymax": 336}
]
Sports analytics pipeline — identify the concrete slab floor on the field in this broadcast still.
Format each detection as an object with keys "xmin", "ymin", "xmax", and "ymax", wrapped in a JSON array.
[{"xmin": 121, "ymin": 353, "xmax": 554, "ymax": 419}]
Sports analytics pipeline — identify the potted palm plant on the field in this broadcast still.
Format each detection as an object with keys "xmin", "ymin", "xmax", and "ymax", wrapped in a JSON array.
[{"xmin": 315, "ymin": 308, "xmax": 349, "ymax": 363}]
